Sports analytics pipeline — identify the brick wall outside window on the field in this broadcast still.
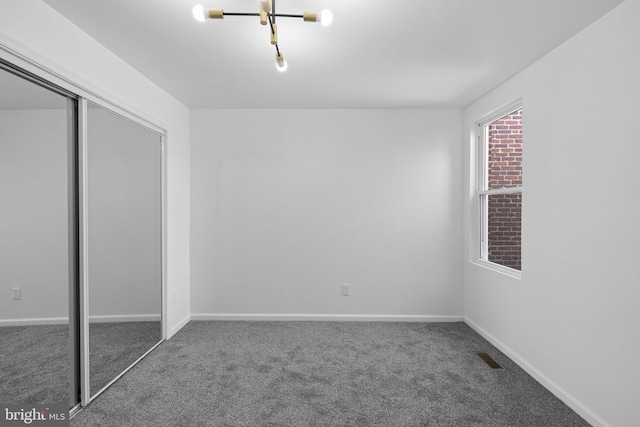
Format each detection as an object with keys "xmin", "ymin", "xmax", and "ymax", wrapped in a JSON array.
[{"xmin": 487, "ymin": 109, "xmax": 522, "ymax": 270}]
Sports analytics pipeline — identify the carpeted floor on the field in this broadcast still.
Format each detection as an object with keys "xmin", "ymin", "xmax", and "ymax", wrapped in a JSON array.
[
  {"xmin": 0, "ymin": 321, "xmax": 161, "ymax": 406},
  {"xmin": 89, "ymin": 321, "xmax": 161, "ymax": 396},
  {"xmin": 0, "ymin": 324, "xmax": 70, "ymax": 405},
  {"xmin": 71, "ymin": 321, "xmax": 589, "ymax": 427}
]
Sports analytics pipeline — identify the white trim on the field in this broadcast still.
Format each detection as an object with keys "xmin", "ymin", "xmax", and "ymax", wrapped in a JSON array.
[
  {"xmin": 479, "ymin": 187, "xmax": 523, "ymax": 196},
  {"xmin": 0, "ymin": 317, "xmax": 69, "ymax": 327},
  {"xmin": 191, "ymin": 313, "xmax": 464, "ymax": 322},
  {"xmin": 88, "ymin": 314, "xmax": 161, "ymax": 323},
  {"xmin": 161, "ymin": 133, "xmax": 168, "ymax": 340},
  {"xmin": 471, "ymin": 259, "xmax": 522, "ymax": 280},
  {"xmin": 169, "ymin": 314, "xmax": 191, "ymax": 338},
  {"xmin": 0, "ymin": 31, "xmax": 167, "ymax": 135},
  {"xmin": 78, "ymin": 98, "xmax": 91, "ymax": 407},
  {"xmin": 475, "ymin": 99, "xmax": 523, "ymax": 128},
  {"xmin": 464, "ymin": 317, "xmax": 611, "ymax": 427},
  {"xmin": 0, "ymin": 315, "xmax": 161, "ymax": 326},
  {"xmin": 69, "ymin": 404, "xmax": 82, "ymax": 420}
]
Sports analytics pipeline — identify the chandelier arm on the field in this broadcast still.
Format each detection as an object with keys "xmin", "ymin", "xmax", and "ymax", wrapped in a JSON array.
[
  {"xmin": 274, "ymin": 14, "xmax": 304, "ymax": 18},
  {"xmin": 222, "ymin": 12, "xmax": 259, "ymax": 17},
  {"xmin": 267, "ymin": 12, "xmax": 276, "ymax": 35},
  {"xmin": 217, "ymin": 12, "xmax": 304, "ymax": 19}
]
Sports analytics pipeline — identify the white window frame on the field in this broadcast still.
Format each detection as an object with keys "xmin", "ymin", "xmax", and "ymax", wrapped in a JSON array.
[{"xmin": 474, "ymin": 101, "xmax": 522, "ymax": 279}]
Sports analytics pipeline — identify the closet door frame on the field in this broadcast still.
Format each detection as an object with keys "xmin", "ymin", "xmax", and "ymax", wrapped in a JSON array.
[
  {"xmin": 0, "ymin": 57, "xmax": 81, "ymax": 410},
  {"xmin": 78, "ymin": 99, "xmax": 166, "ymax": 405},
  {"xmin": 1, "ymin": 39, "xmax": 168, "ymax": 411}
]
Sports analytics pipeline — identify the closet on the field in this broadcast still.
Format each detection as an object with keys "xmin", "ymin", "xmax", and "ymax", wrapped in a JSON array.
[{"xmin": 0, "ymin": 61, "xmax": 164, "ymax": 413}]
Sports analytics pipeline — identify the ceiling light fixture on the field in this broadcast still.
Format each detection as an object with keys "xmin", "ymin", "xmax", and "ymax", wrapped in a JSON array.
[{"xmin": 192, "ymin": 1, "xmax": 333, "ymax": 72}]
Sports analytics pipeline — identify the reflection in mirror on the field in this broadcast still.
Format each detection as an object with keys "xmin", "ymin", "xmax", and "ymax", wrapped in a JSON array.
[
  {"xmin": 86, "ymin": 103, "xmax": 162, "ymax": 398},
  {"xmin": 0, "ymin": 67, "xmax": 76, "ymax": 406}
]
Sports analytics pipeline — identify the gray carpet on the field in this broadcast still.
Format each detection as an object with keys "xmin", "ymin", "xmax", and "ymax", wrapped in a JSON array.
[
  {"xmin": 71, "ymin": 321, "xmax": 589, "ymax": 427},
  {"xmin": 0, "ymin": 321, "xmax": 161, "ymax": 406},
  {"xmin": 0, "ymin": 324, "xmax": 69, "ymax": 405},
  {"xmin": 89, "ymin": 321, "xmax": 161, "ymax": 396}
]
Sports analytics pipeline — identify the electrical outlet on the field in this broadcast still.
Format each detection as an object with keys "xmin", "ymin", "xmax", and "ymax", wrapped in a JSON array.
[
  {"xmin": 341, "ymin": 283, "xmax": 350, "ymax": 296},
  {"xmin": 12, "ymin": 287, "xmax": 22, "ymax": 300}
]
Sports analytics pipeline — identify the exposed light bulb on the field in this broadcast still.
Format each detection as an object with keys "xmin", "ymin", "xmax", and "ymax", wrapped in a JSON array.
[
  {"xmin": 192, "ymin": 4, "xmax": 207, "ymax": 22},
  {"xmin": 320, "ymin": 9, "xmax": 333, "ymax": 26},
  {"xmin": 260, "ymin": 0, "xmax": 272, "ymax": 13},
  {"xmin": 276, "ymin": 54, "xmax": 288, "ymax": 72}
]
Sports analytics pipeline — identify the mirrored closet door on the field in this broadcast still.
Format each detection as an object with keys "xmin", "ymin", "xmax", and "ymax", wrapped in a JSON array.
[
  {"xmin": 85, "ymin": 102, "xmax": 163, "ymax": 399},
  {"xmin": 0, "ymin": 59, "xmax": 164, "ymax": 410},
  {"xmin": 0, "ymin": 64, "xmax": 79, "ymax": 408}
]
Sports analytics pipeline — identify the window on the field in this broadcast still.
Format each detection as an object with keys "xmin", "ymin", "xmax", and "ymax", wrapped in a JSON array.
[{"xmin": 477, "ymin": 106, "xmax": 522, "ymax": 272}]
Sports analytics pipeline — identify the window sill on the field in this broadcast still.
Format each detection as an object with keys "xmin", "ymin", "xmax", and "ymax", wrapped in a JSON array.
[{"xmin": 471, "ymin": 260, "xmax": 522, "ymax": 280}]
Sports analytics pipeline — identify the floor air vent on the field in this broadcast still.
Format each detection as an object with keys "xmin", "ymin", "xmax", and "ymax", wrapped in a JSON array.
[{"xmin": 476, "ymin": 352, "xmax": 504, "ymax": 369}]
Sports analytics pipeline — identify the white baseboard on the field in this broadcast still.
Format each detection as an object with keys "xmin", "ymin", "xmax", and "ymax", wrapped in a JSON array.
[
  {"xmin": 464, "ymin": 317, "xmax": 610, "ymax": 427},
  {"xmin": 168, "ymin": 313, "xmax": 191, "ymax": 339},
  {"xmin": 0, "ymin": 317, "xmax": 69, "ymax": 327},
  {"xmin": 191, "ymin": 313, "xmax": 463, "ymax": 322},
  {"xmin": 0, "ymin": 314, "xmax": 160, "ymax": 327},
  {"xmin": 89, "ymin": 314, "xmax": 161, "ymax": 323}
]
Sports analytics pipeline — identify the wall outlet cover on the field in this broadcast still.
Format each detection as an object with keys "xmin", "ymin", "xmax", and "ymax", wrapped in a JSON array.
[{"xmin": 341, "ymin": 283, "xmax": 350, "ymax": 296}]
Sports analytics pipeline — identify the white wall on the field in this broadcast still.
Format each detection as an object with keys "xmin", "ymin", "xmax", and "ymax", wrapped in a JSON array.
[
  {"xmin": 0, "ymin": 109, "xmax": 69, "ymax": 321},
  {"xmin": 463, "ymin": 1, "xmax": 640, "ymax": 426},
  {"xmin": 0, "ymin": 0, "xmax": 190, "ymax": 336},
  {"xmin": 191, "ymin": 109, "xmax": 463, "ymax": 319}
]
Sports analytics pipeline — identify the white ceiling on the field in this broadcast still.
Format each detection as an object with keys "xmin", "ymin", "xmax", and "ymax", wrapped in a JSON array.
[{"xmin": 17, "ymin": 1, "xmax": 628, "ymax": 108}]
